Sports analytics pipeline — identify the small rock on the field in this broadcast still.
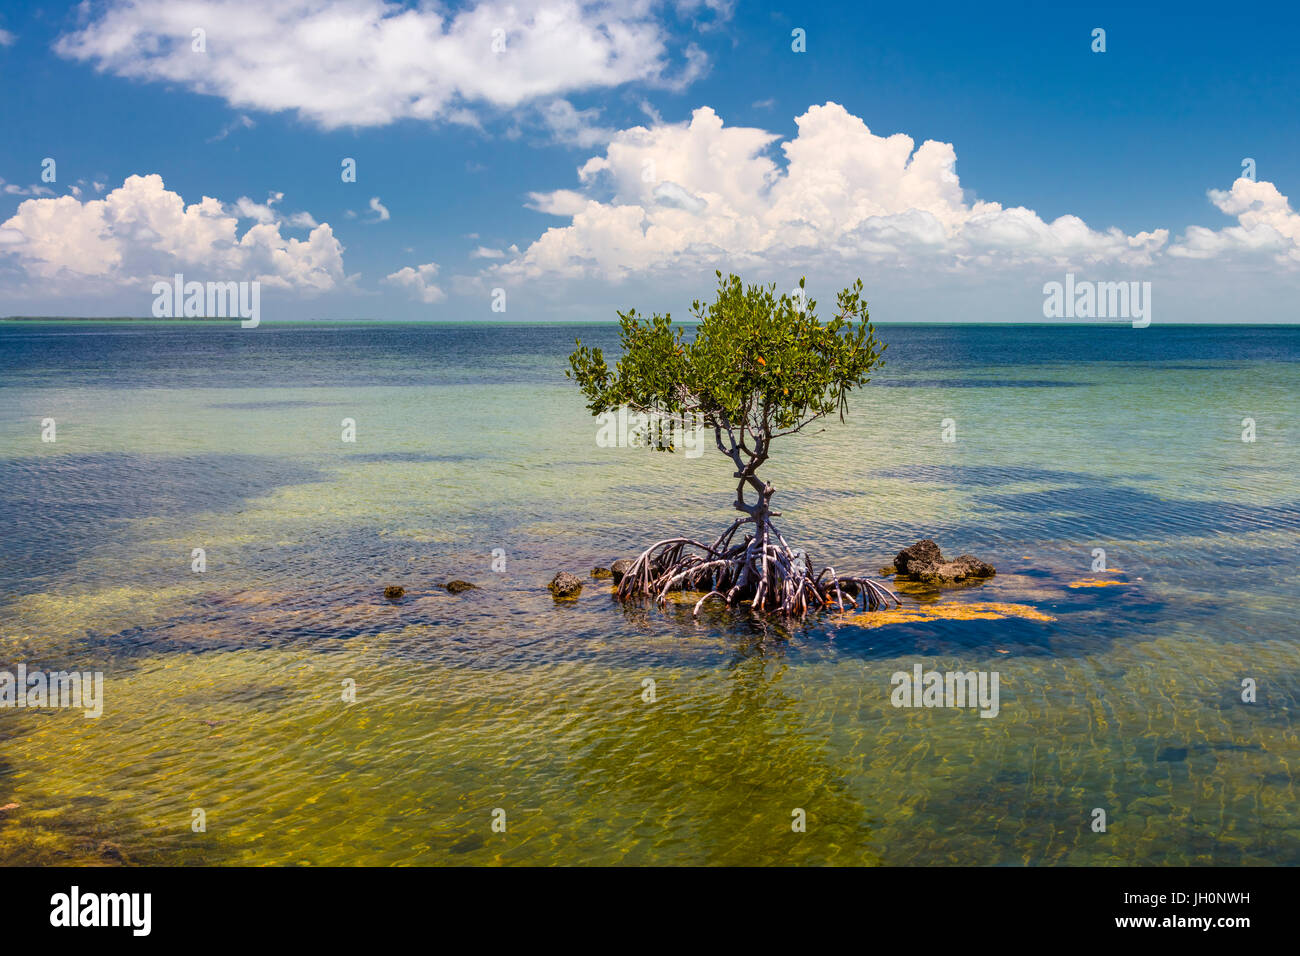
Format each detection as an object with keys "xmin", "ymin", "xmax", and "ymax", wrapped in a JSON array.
[
  {"xmin": 894, "ymin": 539, "xmax": 942, "ymax": 575},
  {"xmin": 610, "ymin": 558, "xmax": 635, "ymax": 584},
  {"xmin": 383, "ymin": 585, "xmax": 405, "ymax": 601},
  {"xmin": 591, "ymin": 567, "xmax": 612, "ymax": 579},
  {"xmin": 549, "ymin": 572, "xmax": 583, "ymax": 597},
  {"xmin": 443, "ymin": 580, "xmax": 478, "ymax": 594},
  {"xmin": 952, "ymin": 554, "xmax": 996, "ymax": 578},
  {"xmin": 97, "ymin": 841, "xmax": 128, "ymax": 864},
  {"xmin": 450, "ymin": 833, "xmax": 486, "ymax": 854},
  {"xmin": 891, "ymin": 540, "xmax": 995, "ymax": 586}
]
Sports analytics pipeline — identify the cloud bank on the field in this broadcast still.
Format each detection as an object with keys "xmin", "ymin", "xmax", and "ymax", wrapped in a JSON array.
[
  {"xmin": 0, "ymin": 174, "xmax": 345, "ymax": 292},
  {"xmin": 55, "ymin": 0, "xmax": 713, "ymax": 130},
  {"xmin": 497, "ymin": 103, "xmax": 1175, "ymax": 280},
  {"xmin": 489, "ymin": 102, "xmax": 1299, "ymax": 284}
]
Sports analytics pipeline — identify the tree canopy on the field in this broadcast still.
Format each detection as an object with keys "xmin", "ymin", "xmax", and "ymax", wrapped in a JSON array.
[{"xmin": 568, "ymin": 271, "xmax": 886, "ymax": 516}]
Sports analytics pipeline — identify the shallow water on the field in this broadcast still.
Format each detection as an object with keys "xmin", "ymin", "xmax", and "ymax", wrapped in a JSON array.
[{"xmin": 1, "ymin": 322, "xmax": 1297, "ymax": 865}]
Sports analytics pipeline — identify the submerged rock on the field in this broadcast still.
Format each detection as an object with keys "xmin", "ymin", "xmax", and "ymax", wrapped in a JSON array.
[
  {"xmin": 382, "ymin": 585, "xmax": 405, "ymax": 601},
  {"xmin": 549, "ymin": 572, "xmax": 583, "ymax": 597},
  {"xmin": 591, "ymin": 567, "xmax": 613, "ymax": 579},
  {"xmin": 450, "ymin": 832, "xmax": 486, "ymax": 854},
  {"xmin": 891, "ymin": 541, "xmax": 995, "ymax": 586},
  {"xmin": 96, "ymin": 841, "xmax": 128, "ymax": 864},
  {"xmin": 610, "ymin": 559, "xmax": 634, "ymax": 584},
  {"xmin": 443, "ymin": 580, "xmax": 478, "ymax": 594}
]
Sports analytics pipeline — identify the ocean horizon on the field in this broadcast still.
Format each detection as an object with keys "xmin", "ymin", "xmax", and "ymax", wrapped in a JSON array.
[{"xmin": 5, "ymin": 318, "xmax": 1299, "ymax": 326}]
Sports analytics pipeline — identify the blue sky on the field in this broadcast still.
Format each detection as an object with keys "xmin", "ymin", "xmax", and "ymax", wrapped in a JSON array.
[{"xmin": 1, "ymin": 0, "xmax": 1298, "ymax": 322}]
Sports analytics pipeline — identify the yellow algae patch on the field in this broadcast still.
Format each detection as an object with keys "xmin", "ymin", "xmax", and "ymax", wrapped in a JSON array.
[
  {"xmin": 1067, "ymin": 578, "xmax": 1129, "ymax": 588},
  {"xmin": 660, "ymin": 590, "xmax": 710, "ymax": 606},
  {"xmin": 845, "ymin": 602, "xmax": 1056, "ymax": 628}
]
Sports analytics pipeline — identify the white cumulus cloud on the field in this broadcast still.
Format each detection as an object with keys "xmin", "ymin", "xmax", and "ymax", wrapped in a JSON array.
[
  {"xmin": 384, "ymin": 262, "xmax": 445, "ymax": 303},
  {"xmin": 54, "ymin": 0, "xmax": 714, "ymax": 130},
  {"xmin": 494, "ymin": 102, "xmax": 1178, "ymax": 281},
  {"xmin": 1170, "ymin": 178, "xmax": 1300, "ymax": 264},
  {"xmin": 226, "ymin": 191, "xmax": 318, "ymax": 229},
  {"xmin": 0, "ymin": 174, "xmax": 345, "ymax": 291}
]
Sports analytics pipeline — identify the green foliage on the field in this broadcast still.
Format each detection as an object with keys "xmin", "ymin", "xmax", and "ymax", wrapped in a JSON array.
[{"xmin": 567, "ymin": 272, "xmax": 886, "ymax": 457}]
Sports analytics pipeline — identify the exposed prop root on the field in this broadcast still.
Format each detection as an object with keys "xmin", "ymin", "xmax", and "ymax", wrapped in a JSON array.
[{"xmin": 616, "ymin": 516, "xmax": 902, "ymax": 618}]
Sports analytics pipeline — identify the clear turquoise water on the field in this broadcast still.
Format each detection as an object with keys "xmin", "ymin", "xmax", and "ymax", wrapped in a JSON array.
[{"xmin": 0, "ymin": 321, "xmax": 1297, "ymax": 865}]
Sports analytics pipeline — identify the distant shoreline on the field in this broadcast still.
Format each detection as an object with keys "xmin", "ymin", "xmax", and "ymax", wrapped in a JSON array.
[{"xmin": 3, "ymin": 317, "xmax": 1298, "ymax": 328}]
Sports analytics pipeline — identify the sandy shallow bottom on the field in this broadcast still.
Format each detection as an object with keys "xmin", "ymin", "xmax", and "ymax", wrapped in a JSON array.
[{"xmin": 2, "ymin": 323, "xmax": 1297, "ymax": 865}]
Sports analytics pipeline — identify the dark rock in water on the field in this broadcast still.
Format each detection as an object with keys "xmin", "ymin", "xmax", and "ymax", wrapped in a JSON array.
[
  {"xmin": 891, "ymin": 541, "xmax": 995, "ymax": 586},
  {"xmin": 895, "ymin": 539, "xmax": 942, "ymax": 575},
  {"xmin": 591, "ymin": 567, "xmax": 612, "ymax": 579},
  {"xmin": 549, "ymin": 572, "xmax": 583, "ymax": 597},
  {"xmin": 878, "ymin": 566, "xmax": 897, "ymax": 576},
  {"xmin": 953, "ymin": 554, "xmax": 995, "ymax": 578},
  {"xmin": 383, "ymin": 585, "xmax": 405, "ymax": 601},
  {"xmin": 97, "ymin": 841, "xmax": 128, "ymax": 864},
  {"xmin": 443, "ymin": 580, "xmax": 478, "ymax": 594},
  {"xmin": 610, "ymin": 559, "xmax": 634, "ymax": 584},
  {"xmin": 913, "ymin": 554, "xmax": 996, "ymax": 586},
  {"xmin": 450, "ymin": 832, "xmax": 486, "ymax": 854}
]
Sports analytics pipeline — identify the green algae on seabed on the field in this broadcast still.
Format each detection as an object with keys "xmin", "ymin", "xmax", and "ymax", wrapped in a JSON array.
[
  {"xmin": 2, "ymin": 595, "xmax": 1298, "ymax": 866},
  {"xmin": 2, "ymin": 323, "xmax": 1298, "ymax": 865}
]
